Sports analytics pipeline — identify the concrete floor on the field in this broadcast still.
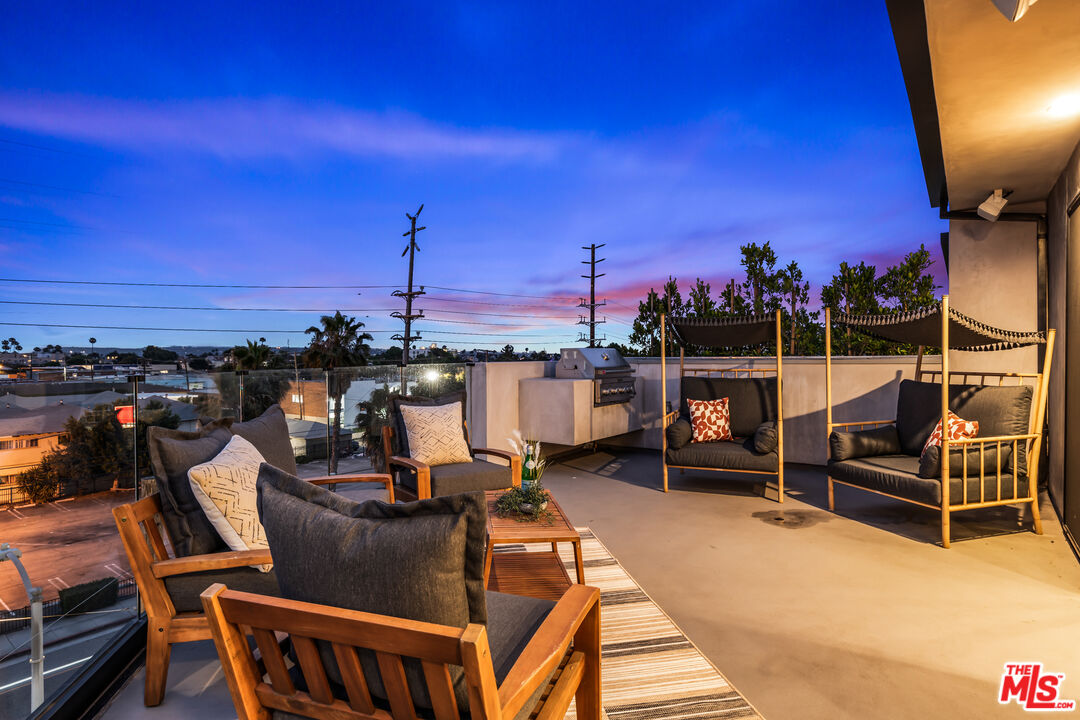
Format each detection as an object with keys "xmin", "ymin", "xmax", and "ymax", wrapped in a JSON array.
[{"xmin": 544, "ymin": 450, "xmax": 1080, "ymax": 720}]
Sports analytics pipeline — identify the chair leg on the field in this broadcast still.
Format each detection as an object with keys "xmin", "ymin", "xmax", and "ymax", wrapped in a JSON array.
[
  {"xmin": 662, "ymin": 463, "xmax": 668, "ymax": 493},
  {"xmin": 777, "ymin": 466, "xmax": 784, "ymax": 504},
  {"xmin": 941, "ymin": 507, "xmax": 951, "ymax": 549},
  {"xmin": 827, "ymin": 477, "xmax": 834, "ymax": 511},
  {"xmin": 1030, "ymin": 496, "xmax": 1044, "ymax": 535},
  {"xmin": 574, "ymin": 602, "xmax": 602, "ymax": 720},
  {"xmin": 144, "ymin": 623, "xmax": 172, "ymax": 706}
]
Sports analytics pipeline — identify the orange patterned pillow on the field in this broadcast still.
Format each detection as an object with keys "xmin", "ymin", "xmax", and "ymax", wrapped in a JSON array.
[
  {"xmin": 688, "ymin": 397, "xmax": 732, "ymax": 443},
  {"xmin": 922, "ymin": 411, "xmax": 979, "ymax": 454}
]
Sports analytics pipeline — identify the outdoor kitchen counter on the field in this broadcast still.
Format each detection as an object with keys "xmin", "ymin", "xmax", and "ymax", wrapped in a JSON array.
[{"xmin": 518, "ymin": 376, "xmax": 643, "ymax": 446}]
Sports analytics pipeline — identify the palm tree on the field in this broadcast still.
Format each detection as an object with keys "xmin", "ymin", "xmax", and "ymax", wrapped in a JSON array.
[
  {"xmin": 303, "ymin": 312, "xmax": 373, "ymax": 474},
  {"xmin": 233, "ymin": 339, "xmax": 271, "ymax": 370},
  {"xmin": 88, "ymin": 337, "xmax": 97, "ymax": 379}
]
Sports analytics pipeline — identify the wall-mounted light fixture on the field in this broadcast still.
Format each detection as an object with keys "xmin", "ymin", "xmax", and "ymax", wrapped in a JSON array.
[
  {"xmin": 978, "ymin": 189, "xmax": 1010, "ymax": 221},
  {"xmin": 992, "ymin": 0, "xmax": 1039, "ymax": 22},
  {"xmin": 1047, "ymin": 93, "xmax": 1080, "ymax": 118}
]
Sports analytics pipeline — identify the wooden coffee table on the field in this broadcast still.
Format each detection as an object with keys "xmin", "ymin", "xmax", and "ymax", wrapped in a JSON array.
[{"xmin": 484, "ymin": 489, "xmax": 585, "ymax": 602}]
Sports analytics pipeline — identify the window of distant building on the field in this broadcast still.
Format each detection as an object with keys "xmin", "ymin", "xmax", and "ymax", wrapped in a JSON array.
[
  {"xmin": 0, "ymin": 440, "xmax": 12, "ymax": 450},
  {"xmin": 26, "ymin": 438, "xmax": 38, "ymax": 447},
  {"xmin": 291, "ymin": 394, "xmax": 301, "ymax": 403}
]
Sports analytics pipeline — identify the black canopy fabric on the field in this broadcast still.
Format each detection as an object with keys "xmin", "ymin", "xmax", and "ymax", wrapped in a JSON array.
[
  {"xmin": 669, "ymin": 314, "xmax": 776, "ymax": 349},
  {"xmin": 835, "ymin": 306, "xmax": 1045, "ymax": 351}
]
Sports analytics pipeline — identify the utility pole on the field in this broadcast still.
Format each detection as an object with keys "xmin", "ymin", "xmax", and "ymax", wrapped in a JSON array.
[
  {"xmin": 727, "ymin": 279, "xmax": 737, "ymax": 313},
  {"xmin": 392, "ymin": 204, "xmax": 426, "ymax": 396},
  {"xmin": 578, "ymin": 243, "xmax": 607, "ymax": 347}
]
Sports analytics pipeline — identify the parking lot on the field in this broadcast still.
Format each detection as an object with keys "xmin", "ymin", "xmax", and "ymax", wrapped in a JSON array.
[{"xmin": 0, "ymin": 491, "xmax": 133, "ymax": 610}]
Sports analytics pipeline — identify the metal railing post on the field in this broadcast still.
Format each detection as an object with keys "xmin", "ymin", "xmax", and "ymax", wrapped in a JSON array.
[{"xmin": 0, "ymin": 544, "xmax": 44, "ymax": 712}]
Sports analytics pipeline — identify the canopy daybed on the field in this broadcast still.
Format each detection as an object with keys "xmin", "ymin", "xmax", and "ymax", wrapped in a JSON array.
[
  {"xmin": 660, "ymin": 310, "xmax": 784, "ymax": 502},
  {"xmin": 825, "ymin": 295, "xmax": 1054, "ymax": 547}
]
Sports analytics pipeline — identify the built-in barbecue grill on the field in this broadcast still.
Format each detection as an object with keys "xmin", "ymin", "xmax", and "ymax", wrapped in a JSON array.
[{"xmin": 555, "ymin": 347, "xmax": 637, "ymax": 406}]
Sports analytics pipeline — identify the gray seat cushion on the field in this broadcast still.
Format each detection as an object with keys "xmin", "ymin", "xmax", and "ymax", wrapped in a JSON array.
[
  {"xmin": 256, "ymin": 465, "xmax": 488, "ymax": 711},
  {"xmin": 680, "ymin": 376, "xmax": 777, "ymax": 437},
  {"xmin": 272, "ymin": 591, "xmax": 555, "ymax": 720},
  {"xmin": 147, "ymin": 425, "xmax": 234, "ymax": 557},
  {"xmin": 828, "ymin": 454, "xmax": 1029, "ymax": 506},
  {"xmin": 400, "ymin": 459, "xmax": 513, "ymax": 497},
  {"xmin": 666, "ymin": 438, "xmax": 779, "ymax": 473},
  {"xmin": 918, "ymin": 442, "xmax": 1013, "ymax": 480},
  {"xmin": 895, "ymin": 380, "xmax": 1032, "ymax": 471},
  {"xmin": 163, "ymin": 566, "xmax": 280, "ymax": 613},
  {"xmin": 830, "ymin": 425, "xmax": 902, "ymax": 461}
]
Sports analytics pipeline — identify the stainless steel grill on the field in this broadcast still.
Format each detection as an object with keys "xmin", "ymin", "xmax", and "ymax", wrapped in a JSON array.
[{"xmin": 555, "ymin": 347, "xmax": 637, "ymax": 406}]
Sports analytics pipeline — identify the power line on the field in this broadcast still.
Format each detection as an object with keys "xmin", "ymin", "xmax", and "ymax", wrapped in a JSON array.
[
  {"xmin": 425, "ymin": 295, "xmax": 577, "ymax": 309},
  {"xmin": 0, "ymin": 322, "xmax": 560, "ymax": 339},
  {"xmin": 0, "ymin": 137, "xmax": 93, "ymax": 156},
  {"xmin": 0, "ymin": 278, "xmax": 384, "ymax": 290},
  {"xmin": 0, "ymin": 178, "xmax": 120, "ymax": 198},
  {"xmin": 424, "ymin": 285, "xmax": 577, "ymax": 301}
]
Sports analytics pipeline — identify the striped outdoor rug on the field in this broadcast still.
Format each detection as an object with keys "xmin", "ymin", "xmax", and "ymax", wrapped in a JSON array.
[{"xmin": 497, "ymin": 528, "xmax": 763, "ymax": 720}]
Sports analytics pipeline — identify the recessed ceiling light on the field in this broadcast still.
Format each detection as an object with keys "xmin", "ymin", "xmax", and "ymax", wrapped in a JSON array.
[{"xmin": 1047, "ymin": 94, "xmax": 1080, "ymax": 118}]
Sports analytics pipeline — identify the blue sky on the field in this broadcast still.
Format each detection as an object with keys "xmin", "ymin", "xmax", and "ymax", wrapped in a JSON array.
[{"xmin": 0, "ymin": 1, "xmax": 945, "ymax": 351}]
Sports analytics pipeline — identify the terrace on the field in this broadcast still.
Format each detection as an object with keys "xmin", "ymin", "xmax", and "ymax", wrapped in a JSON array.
[{"xmin": 3, "ymin": 2, "xmax": 1080, "ymax": 720}]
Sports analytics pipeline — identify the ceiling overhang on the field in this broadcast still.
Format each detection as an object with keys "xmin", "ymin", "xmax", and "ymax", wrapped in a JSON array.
[{"xmin": 887, "ymin": 0, "xmax": 1080, "ymax": 211}]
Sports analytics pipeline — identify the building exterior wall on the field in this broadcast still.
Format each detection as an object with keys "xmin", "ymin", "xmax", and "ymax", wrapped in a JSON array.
[
  {"xmin": 280, "ymin": 380, "xmax": 327, "ymax": 421},
  {"xmin": 946, "ymin": 218, "xmax": 1039, "ymax": 375},
  {"xmin": 0, "ymin": 432, "xmax": 63, "ymax": 505}
]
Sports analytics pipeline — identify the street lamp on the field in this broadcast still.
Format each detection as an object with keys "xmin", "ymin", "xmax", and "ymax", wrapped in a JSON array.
[{"xmin": 0, "ymin": 544, "xmax": 44, "ymax": 711}]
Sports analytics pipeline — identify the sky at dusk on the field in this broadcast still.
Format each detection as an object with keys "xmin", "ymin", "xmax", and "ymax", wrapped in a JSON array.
[{"xmin": 0, "ymin": 1, "xmax": 946, "ymax": 352}]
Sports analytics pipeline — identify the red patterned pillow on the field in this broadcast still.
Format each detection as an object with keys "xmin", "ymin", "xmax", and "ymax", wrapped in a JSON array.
[
  {"xmin": 688, "ymin": 397, "xmax": 732, "ymax": 443},
  {"xmin": 922, "ymin": 411, "xmax": 979, "ymax": 453}
]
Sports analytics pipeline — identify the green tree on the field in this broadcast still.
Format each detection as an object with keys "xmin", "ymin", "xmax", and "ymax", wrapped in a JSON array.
[
  {"xmin": 821, "ymin": 261, "xmax": 882, "ymax": 355},
  {"xmin": 739, "ymin": 242, "xmax": 782, "ymax": 314},
  {"xmin": 778, "ymin": 261, "xmax": 810, "ymax": 354},
  {"xmin": 686, "ymin": 279, "xmax": 718, "ymax": 318},
  {"xmin": 498, "ymin": 344, "xmax": 516, "ymax": 360},
  {"xmin": 878, "ymin": 244, "xmax": 939, "ymax": 313},
  {"xmin": 188, "ymin": 356, "xmax": 211, "ymax": 371},
  {"xmin": 303, "ymin": 312, "xmax": 373, "ymax": 474},
  {"xmin": 232, "ymin": 339, "xmax": 271, "ymax": 370},
  {"xmin": 142, "ymin": 345, "xmax": 179, "ymax": 362},
  {"xmin": 628, "ymin": 278, "xmax": 684, "ymax": 356},
  {"xmin": 17, "ymin": 453, "xmax": 61, "ymax": 504}
]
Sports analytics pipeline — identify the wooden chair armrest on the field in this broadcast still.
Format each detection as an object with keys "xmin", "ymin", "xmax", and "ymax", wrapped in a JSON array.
[
  {"xmin": 663, "ymin": 411, "xmax": 680, "ymax": 428},
  {"xmin": 152, "ymin": 549, "xmax": 274, "ymax": 579},
  {"xmin": 471, "ymin": 447, "xmax": 517, "ymax": 462},
  {"xmin": 306, "ymin": 473, "xmax": 395, "ymax": 503},
  {"xmin": 497, "ymin": 585, "xmax": 600, "ymax": 718},
  {"xmin": 388, "ymin": 455, "xmax": 430, "ymax": 473}
]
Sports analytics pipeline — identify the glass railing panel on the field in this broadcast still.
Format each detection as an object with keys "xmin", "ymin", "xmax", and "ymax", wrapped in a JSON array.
[{"xmin": 0, "ymin": 376, "xmax": 140, "ymax": 717}]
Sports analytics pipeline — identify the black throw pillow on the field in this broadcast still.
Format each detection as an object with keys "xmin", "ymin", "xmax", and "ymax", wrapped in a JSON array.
[
  {"xmin": 256, "ymin": 464, "xmax": 487, "ymax": 710},
  {"xmin": 666, "ymin": 418, "xmax": 692, "ymax": 450},
  {"xmin": 829, "ymin": 425, "xmax": 902, "ymax": 461},
  {"xmin": 753, "ymin": 421, "xmax": 779, "ymax": 454}
]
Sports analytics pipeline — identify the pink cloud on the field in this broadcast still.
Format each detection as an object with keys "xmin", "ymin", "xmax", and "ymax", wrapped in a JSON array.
[{"xmin": 0, "ymin": 93, "xmax": 567, "ymax": 162}]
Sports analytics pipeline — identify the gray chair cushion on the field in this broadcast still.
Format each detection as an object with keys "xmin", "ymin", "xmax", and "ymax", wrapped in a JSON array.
[
  {"xmin": 399, "ymin": 459, "xmax": 512, "ymax": 498},
  {"xmin": 666, "ymin": 418, "xmax": 692, "ymax": 450},
  {"xmin": 918, "ymin": 442, "xmax": 1014, "ymax": 480},
  {"xmin": 256, "ymin": 465, "xmax": 488, "ymax": 711},
  {"xmin": 227, "ymin": 404, "xmax": 297, "ymax": 475},
  {"xmin": 147, "ymin": 425, "xmax": 234, "ymax": 557},
  {"xmin": 680, "ymin": 376, "xmax": 777, "ymax": 437},
  {"xmin": 163, "ymin": 566, "xmax": 280, "ymax": 613},
  {"xmin": 830, "ymin": 425, "xmax": 901, "ymax": 461},
  {"xmin": 828, "ymin": 454, "xmax": 1029, "ymax": 506},
  {"xmin": 666, "ymin": 438, "xmax": 779, "ymax": 473},
  {"xmin": 895, "ymin": 381, "xmax": 1032, "ymax": 472},
  {"xmin": 753, "ymin": 421, "xmax": 778, "ymax": 454},
  {"xmin": 272, "ymin": 590, "xmax": 555, "ymax": 720},
  {"xmin": 390, "ymin": 391, "xmax": 468, "ymax": 457}
]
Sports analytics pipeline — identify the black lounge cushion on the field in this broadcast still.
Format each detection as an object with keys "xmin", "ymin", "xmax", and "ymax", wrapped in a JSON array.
[
  {"xmin": 830, "ymin": 425, "xmax": 901, "ymax": 461},
  {"xmin": 225, "ymin": 404, "xmax": 297, "ymax": 475},
  {"xmin": 147, "ymin": 425, "xmax": 234, "ymax": 557},
  {"xmin": 829, "ymin": 454, "xmax": 1029, "ymax": 506},
  {"xmin": 894, "ymin": 380, "xmax": 1032, "ymax": 471},
  {"xmin": 273, "ymin": 590, "xmax": 555, "ymax": 720},
  {"xmin": 666, "ymin": 418, "xmax": 692, "ymax": 450},
  {"xmin": 164, "ymin": 566, "xmax": 280, "ymax": 613},
  {"xmin": 256, "ymin": 465, "xmax": 488, "ymax": 711},
  {"xmin": 666, "ymin": 438, "xmax": 778, "ymax": 473},
  {"xmin": 753, "ymin": 421, "xmax": 778, "ymax": 454},
  {"xmin": 399, "ymin": 458, "xmax": 513, "ymax": 497},
  {"xmin": 918, "ymin": 442, "xmax": 1014, "ymax": 479},
  {"xmin": 390, "ymin": 391, "xmax": 468, "ymax": 457},
  {"xmin": 680, "ymin": 376, "xmax": 777, "ymax": 437}
]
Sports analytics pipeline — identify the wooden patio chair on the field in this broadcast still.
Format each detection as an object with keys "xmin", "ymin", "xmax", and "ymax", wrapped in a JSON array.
[
  {"xmin": 113, "ymin": 473, "xmax": 394, "ymax": 706},
  {"xmin": 200, "ymin": 580, "xmax": 602, "ymax": 720}
]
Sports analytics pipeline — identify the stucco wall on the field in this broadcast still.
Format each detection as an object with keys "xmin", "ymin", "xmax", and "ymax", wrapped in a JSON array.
[
  {"xmin": 946, "ymin": 218, "xmax": 1039, "ymax": 375},
  {"xmin": 470, "ymin": 356, "xmax": 943, "ymax": 466}
]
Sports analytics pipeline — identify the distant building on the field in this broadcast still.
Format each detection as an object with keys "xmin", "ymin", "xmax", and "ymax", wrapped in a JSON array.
[{"xmin": 0, "ymin": 404, "xmax": 87, "ymax": 505}]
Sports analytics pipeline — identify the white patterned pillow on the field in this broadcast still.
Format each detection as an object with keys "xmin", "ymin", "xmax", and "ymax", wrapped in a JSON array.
[
  {"xmin": 187, "ymin": 435, "xmax": 272, "ymax": 572},
  {"xmin": 400, "ymin": 401, "xmax": 472, "ymax": 466}
]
